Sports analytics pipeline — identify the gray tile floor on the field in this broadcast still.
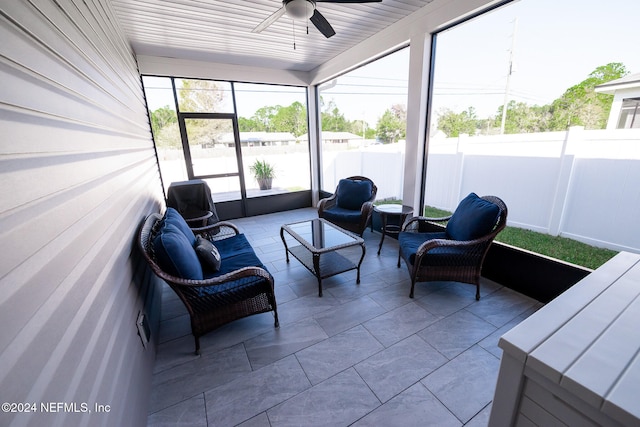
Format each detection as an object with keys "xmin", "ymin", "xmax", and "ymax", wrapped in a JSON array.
[{"xmin": 147, "ymin": 208, "xmax": 542, "ymax": 427}]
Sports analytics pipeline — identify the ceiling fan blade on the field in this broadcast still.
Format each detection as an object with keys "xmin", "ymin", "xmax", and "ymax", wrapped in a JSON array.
[
  {"xmin": 310, "ymin": 9, "xmax": 336, "ymax": 38},
  {"xmin": 316, "ymin": 0, "xmax": 382, "ymax": 3},
  {"xmin": 252, "ymin": 6, "xmax": 286, "ymax": 33}
]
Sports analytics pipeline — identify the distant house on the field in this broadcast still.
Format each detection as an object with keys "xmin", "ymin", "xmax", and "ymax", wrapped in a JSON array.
[
  {"xmin": 240, "ymin": 132, "xmax": 297, "ymax": 147},
  {"xmin": 321, "ymin": 131, "xmax": 363, "ymax": 144},
  {"xmin": 595, "ymin": 72, "xmax": 640, "ymax": 129},
  {"xmin": 298, "ymin": 131, "xmax": 363, "ymax": 144},
  {"xmin": 211, "ymin": 132, "xmax": 297, "ymax": 148}
]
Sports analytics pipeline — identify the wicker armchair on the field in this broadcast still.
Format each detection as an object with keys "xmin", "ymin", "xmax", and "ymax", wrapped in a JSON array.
[
  {"xmin": 397, "ymin": 194, "xmax": 507, "ymax": 299},
  {"xmin": 317, "ymin": 176, "xmax": 377, "ymax": 236},
  {"xmin": 138, "ymin": 212, "xmax": 278, "ymax": 354}
]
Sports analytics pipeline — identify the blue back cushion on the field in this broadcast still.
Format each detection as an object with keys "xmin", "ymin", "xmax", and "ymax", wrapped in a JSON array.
[
  {"xmin": 164, "ymin": 207, "xmax": 196, "ymax": 245},
  {"xmin": 153, "ymin": 222, "xmax": 203, "ymax": 280},
  {"xmin": 446, "ymin": 193, "xmax": 500, "ymax": 241},
  {"xmin": 336, "ymin": 179, "xmax": 372, "ymax": 210}
]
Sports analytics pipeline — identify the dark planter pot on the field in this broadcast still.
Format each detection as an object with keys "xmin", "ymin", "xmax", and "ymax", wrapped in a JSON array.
[{"xmin": 257, "ymin": 178, "xmax": 272, "ymax": 190}]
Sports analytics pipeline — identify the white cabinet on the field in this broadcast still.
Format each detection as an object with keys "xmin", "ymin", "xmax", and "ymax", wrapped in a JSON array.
[{"xmin": 489, "ymin": 252, "xmax": 640, "ymax": 426}]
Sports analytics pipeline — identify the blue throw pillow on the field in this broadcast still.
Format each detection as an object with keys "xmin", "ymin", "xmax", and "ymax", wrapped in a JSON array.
[
  {"xmin": 164, "ymin": 207, "xmax": 196, "ymax": 245},
  {"xmin": 336, "ymin": 179, "xmax": 372, "ymax": 210},
  {"xmin": 153, "ymin": 222, "xmax": 203, "ymax": 280},
  {"xmin": 446, "ymin": 193, "xmax": 500, "ymax": 241}
]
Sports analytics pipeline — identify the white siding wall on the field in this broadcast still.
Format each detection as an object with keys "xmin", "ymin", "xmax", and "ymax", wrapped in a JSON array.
[{"xmin": 0, "ymin": 1, "xmax": 163, "ymax": 426}]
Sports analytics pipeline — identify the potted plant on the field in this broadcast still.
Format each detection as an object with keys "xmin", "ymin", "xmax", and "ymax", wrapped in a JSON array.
[{"xmin": 249, "ymin": 159, "xmax": 276, "ymax": 190}]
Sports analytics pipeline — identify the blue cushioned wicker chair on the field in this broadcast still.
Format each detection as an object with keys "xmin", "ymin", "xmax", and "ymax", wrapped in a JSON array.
[
  {"xmin": 317, "ymin": 176, "xmax": 377, "ymax": 236},
  {"xmin": 397, "ymin": 193, "xmax": 507, "ymax": 299}
]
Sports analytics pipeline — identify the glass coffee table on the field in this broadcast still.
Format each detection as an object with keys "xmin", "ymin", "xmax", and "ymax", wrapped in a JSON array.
[{"xmin": 280, "ymin": 218, "xmax": 366, "ymax": 297}]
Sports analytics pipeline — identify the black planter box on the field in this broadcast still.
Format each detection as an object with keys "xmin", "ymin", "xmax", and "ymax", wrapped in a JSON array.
[{"xmin": 483, "ymin": 242, "xmax": 591, "ymax": 303}]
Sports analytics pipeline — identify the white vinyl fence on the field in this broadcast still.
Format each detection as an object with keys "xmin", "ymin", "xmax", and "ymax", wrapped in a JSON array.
[
  {"xmin": 322, "ymin": 143, "xmax": 405, "ymax": 200},
  {"xmin": 325, "ymin": 127, "xmax": 640, "ymax": 253}
]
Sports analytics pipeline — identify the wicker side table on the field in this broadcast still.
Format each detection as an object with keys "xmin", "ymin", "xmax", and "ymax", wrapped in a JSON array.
[{"xmin": 374, "ymin": 204, "xmax": 413, "ymax": 255}]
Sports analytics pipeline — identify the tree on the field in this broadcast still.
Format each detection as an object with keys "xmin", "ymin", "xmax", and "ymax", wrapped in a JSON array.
[
  {"xmin": 493, "ymin": 102, "xmax": 551, "ymax": 134},
  {"xmin": 238, "ymin": 116, "xmax": 262, "ymax": 132},
  {"xmin": 272, "ymin": 101, "xmax": 307, "ymax": 137},
  {"xmin": 253, "ymin": 106, "xmax": 279, "ymax": 131},
  {"xmin": 487, "ymin": 62, "xmax": 628, "ymax": 134},
  {"xmin": 238, "ymin": 102, "xmax": 308, "ymax": 136},
  {"xmin": 437, "ymin": 107, "xmax": 478, "ymax": 137},
  {"xmin": 442, "ymin": 62, "xmax": 628, "ymax": 135},
  {"xmin": 321, "ymin": 100, "xmax": 349, "ymax": 132},
  {"xmin": 376, "ymin": 104, "xmax": 406, "ymax": 143},
  {"xmin": 547, "ymin": 62, "xmax": 627, "ymax": 130},
  {"xmin": 348, "ymin": 119, "xmax": 375, "ymax": 139},
  {"xmin": 150, "ymin": 106, "xmax": 177, "ymax": 137},
  {"xmin": 155, "ymin": 122, "xmax": 181, "ymax": 149},
  {"xmin": 177, "ymin": 79, "xmax": 227, "ymax": 112}
]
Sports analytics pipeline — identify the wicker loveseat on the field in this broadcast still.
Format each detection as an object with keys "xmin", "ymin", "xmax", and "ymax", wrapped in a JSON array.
[{"xmin": 138, "ymin": 208, "xmax": 279, "ymax": 354}]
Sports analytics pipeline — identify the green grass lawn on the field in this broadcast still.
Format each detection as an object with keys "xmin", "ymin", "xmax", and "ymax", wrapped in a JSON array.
[{"xmin": 421, "ymin": 206, "xmax": 618, "ymax": 270}]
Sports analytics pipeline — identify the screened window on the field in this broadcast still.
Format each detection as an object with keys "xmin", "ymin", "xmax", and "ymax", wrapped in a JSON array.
[
  {"xmin": 234, "ymin": 83, "xmax": 310, "ymax": 197},
  {"xmin": 318, "ymin": 47, "xmax": 409, "ymax": 201},
  {"xmin": 142, "ymin": 77, "xmax": 311, "ymax": 205}
]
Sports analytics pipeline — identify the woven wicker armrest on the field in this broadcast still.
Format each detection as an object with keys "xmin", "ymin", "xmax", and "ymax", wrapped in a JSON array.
[
  {"xmin": 422, "ymin": 215, "xmax": 452, "ymax": 223},
  {"xmin": 402, "ymin": 216, "xmax": 450, "ymax": 232},
  {"xmin": 150, "ymin": 264, "xmax": 272, "ymax": 289},
  {"xmin": 191, "ymin": 221, "xmax": 240, "ymax": 241},
  {"xmin": 317, "ymin": 193, "xmax": 338, "ymax": 215},
  {"xmin": 414, "ymin": 234, "xmax": 492, "ymax": 259}
]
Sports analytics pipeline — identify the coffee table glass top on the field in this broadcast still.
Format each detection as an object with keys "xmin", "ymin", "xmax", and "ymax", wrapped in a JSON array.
[{"xmin": 283, "ymin": 218, "xmax": 361, "ymax": 251}]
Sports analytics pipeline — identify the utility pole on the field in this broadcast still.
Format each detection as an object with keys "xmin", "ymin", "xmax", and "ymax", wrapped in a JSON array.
[{"xmin": 500, "ymin": 18, "xmax": 518, "ymax": 134}]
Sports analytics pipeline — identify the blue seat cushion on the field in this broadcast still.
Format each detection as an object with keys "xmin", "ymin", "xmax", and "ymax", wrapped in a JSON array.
[
  {"xmin": 203, "ymin": 249, "xmax": 266, "ymax": 279},
  {"xmin": 200, "ymin": 234, "xmax": 270, "ymax": 296},
  {"xmin": 336, "ymin": 179, "xmax": 372, "ymax": 210},
  {"xmin": 164, "ymin": 207, "xmax": 196, "ymax": 245},
  {"xmin": 399, "ymin": 231, "xmax": 447, "ymax": 265},
  {"xmin": 153, "ymin": 222, "xmax": 203, "ymax": 280},
  {"xmin": 322, "ymin": 206, "xmax": 363, "ymax": 224},
  {"xmin": 205, "ymin": 234, "xmax": 267, "ymax": 277},
  {"xmin": 446, "ymin": 193, "xmax": 500, "ymax": 241},
  {"xmin": 213, "ymin": 233, "xmax": 258, "ymax": 261}
]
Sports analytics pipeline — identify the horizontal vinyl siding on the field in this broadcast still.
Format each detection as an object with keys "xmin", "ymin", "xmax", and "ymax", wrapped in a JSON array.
[{"xmin": 0, "ymin": 1, "xmax": 163, "ymax": 426}]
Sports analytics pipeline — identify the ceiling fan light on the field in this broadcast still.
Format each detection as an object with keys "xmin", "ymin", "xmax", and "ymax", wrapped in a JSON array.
[{"xmin": 285, "ymin": 0, "xmax": 314, "ymax": 20}]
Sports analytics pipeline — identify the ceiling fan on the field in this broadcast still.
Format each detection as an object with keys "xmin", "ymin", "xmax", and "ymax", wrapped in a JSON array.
[{"xmin": 253, "ymin": 0, "xmax": 382, "ymax": 39}]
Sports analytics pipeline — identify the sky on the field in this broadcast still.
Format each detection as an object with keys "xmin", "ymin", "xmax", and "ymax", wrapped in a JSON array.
[
  {"xmin": 429, "ymin": 0, "xmax": 640, "ymax": 118},
  {"xmin": 145, "ymin": 0, "xmax": 639, "ymax": 127},
  {"xmin": 324, "ymin": 0, "xmax": 639, "ymax": 125}
]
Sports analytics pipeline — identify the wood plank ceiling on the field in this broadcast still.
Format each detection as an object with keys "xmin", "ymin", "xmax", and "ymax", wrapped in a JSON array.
[{"xmin": 110, "ymin": 0, "xmax": 434, "ymax": 71}]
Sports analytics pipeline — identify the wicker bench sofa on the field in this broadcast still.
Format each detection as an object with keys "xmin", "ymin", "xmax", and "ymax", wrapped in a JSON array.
[{"xmin": 138, "ymin": 208, "xmax": 279, "ymax": 354}]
